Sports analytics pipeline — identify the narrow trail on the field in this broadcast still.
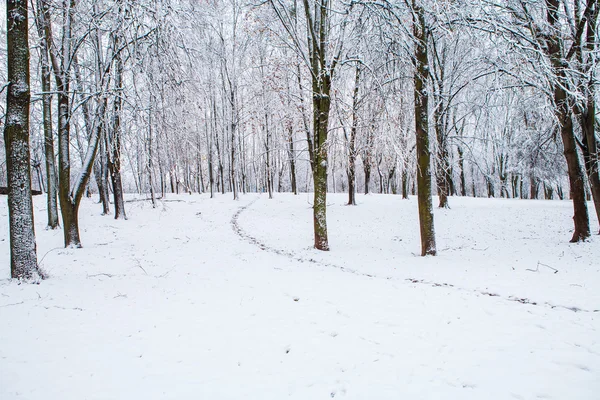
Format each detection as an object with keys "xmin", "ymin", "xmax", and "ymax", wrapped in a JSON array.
[{"xmin": 231, "ymin": 197, "xmax": 599, "ymax": 314}]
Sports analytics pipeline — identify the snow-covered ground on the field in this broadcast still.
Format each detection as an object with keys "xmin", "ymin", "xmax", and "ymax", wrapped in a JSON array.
[{"xmin": 1, "ymin": 193, "xmax": 598, "ymax": 399}]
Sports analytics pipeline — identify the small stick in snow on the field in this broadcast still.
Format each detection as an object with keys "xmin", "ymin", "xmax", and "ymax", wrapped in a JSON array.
[
  {"xmin": 526, "ymin": 261, "xmax": 558, "ymax": 274},
  {"xmin": 134, "ymin": 259, "xmax": 148, "ymax": 275}
]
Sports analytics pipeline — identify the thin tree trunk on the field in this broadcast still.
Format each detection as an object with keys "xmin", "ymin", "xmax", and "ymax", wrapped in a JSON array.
[
  {"xmin": 287, "ymin": 123, "xmax": 298, "ymax": 195},
  {"xmin": 414, "ymin": 1, "xmax": 436, "ymax": 256},
  {"xmin": 34, "ymin": 0, "xmax": 59, "ymax": 229},
  {"xmin": 433, "ymin": 80, "xmax": 449, "ymax": 208},
  {"xmin": 402, "ymin": 159, "xmax": 409, "ymax": 199},
  {"xmin": 108, "ymin": 33, "xmax": 126, "ymax": 220},
  {"xmin": 578, "ymin": 3, "xmax": 600, "ymax": 233},
  {"xmin": 457, "ymin": 146, "xmax": 466, "ymax": 196},
  {"xmin": 347, "ymin": 65, "xmax": 360, "ymax": 206},
  {"xmin": 265, "ymin": 113, "xmax": 273, "ymax": 199}
]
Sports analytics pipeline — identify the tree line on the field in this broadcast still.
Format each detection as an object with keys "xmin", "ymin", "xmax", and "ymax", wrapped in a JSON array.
[{"xmin": 2, "ymin": 0, "xmax": 598, "ymax": 280}]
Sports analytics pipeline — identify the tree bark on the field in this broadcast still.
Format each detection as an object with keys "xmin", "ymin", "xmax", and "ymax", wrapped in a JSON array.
[
  {"xmin": 287, "ymin": 122, "xmax": 298, "ymax": 195},
  {"xmin": 347, "ymin": 65, "xmax": 360, "ymax": 206},
  {"xmin": 413, "ymin": 2, "xmax": 436, "ymax": 256},
  {"xmin": 546, "ymin": 0, "xmax": 590, "ymax": 242},
  {"xmin": 458, "ymin": 146, "xmax": 466, "ymax": 196},
  {"xmin": 433, "ymin": 78, "xmax": 450, "ymax": 208},
  {"xmin": 312, "ymin": 89, "xmax": 331, "ymax": 250},
  {"xmin": 34, "ymin": 0, "xmax": 59, "ymax": 229},
  {"xmin": 108, "ymin": 33, "xmax": 127, "ymax": 219},
  {"xmin": 4, "ymin": 0, "xmax": 43, "ymax": 280},
  {"xmin": 577, "ymin": 3, "xmax": 600, "ymax": 233}
]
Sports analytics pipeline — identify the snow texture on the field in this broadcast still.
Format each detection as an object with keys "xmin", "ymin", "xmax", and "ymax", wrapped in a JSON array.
[{"xmin": 0, "ymin": 193, "xmax": 598, "ymax": 399}]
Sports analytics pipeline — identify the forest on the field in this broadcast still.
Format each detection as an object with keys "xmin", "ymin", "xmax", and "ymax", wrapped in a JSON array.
[{"xmin": 1, "ymin": 0, "xmax": 599, "ymax": 398}]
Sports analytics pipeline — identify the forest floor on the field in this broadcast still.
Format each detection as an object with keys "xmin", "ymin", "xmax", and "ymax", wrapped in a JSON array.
[{"xmin": 1, "ymin": 193, "xmax": 599, "ymax": 399}]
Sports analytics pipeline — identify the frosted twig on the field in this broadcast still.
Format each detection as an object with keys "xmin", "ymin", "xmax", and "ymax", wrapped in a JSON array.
[
  {"xmin": 87, "ymin": 273, "xmax": 115, "ymax": 278},
  {"xmin": 134, "ymin": 259, "xmax": 148, "ymax": 275},
  {"xmin": 0, "ymin": 301, "xmax": 24, "ymax": 308},
  {"xmin": 526, "ymin": 261, "xmax": 558, "ymax": 274}
]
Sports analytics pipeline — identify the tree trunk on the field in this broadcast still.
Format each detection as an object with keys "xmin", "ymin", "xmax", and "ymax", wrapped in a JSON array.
[
  {"xmin": 511, "ymin": 174, "xmax": 520, "ymax": 198},
  {"xmin": 578, "ymin": 3, "xmax": 600, "ymax": 233},
  {"xmin": 413, "ymin": 2, "xmax": 436, "ymax": 256},
  {"xmin": 34, "ymin": 0, "xmax": 58, "ymax": 229},
  {"xmin": 546, "ymin": 0, "xmax": 590, "ymax": 242},
  {"xmin": 486, "ymin": 176, "xmax": 495, "ymax": 198},
  {"xmin": 363, "ymin": 129, "xmax": 374, "ymax": 195},
  {"xmin": 95, "ymin": 143, "xmax": 110, "ymax": 215},
  {"xmin": 147, "ymin": 114, "xmax": 157, "ymax": 208},
  {"xmin": 347, "ymin": 66, "xmax": 360, "ymax": 206},
  {"xmin": 108, "ymin": 37, "xmax": 127, "ymax": 220},
  {"xmin": 457, "ymin": 146, "xmax": 466, "ymax": 196},
  {"xmin": 364, "ymin": 162, "xmax": 371, "ymax": 194},
  {"xmin": 265, "ymin": 113, "xmax": 273, "ymax": 199},
  {"xmin": 311, "ymin": 82, "xmax": 331, "ymax": 251},
  {"xmin": 580, "ymin": 115, "xmax": 600, "ymax": 232},
  {"xmin": 287, "ymin": 123, "xmax": 298, "ymax": 195},
  {"xmin": 558, "ymin": 107, "xmax": 590, "ymax": 241},
  {"xmin": 530, "ymin": 175, "xmax": 538, "ymax": 199},
  {"xmin": 434, "ymin": 89, "xmax": 449, "ymax": 208},
  {"xmin": 401, "ymin": 163, "xmax": 409, "ymax": 199},
  {"xmin": 230, "ymin": 89, "xmax": 238, "ymax": 200},
  {"xmin": 4, "ymin": 0, "xmax": 42, "ymax": 280}
]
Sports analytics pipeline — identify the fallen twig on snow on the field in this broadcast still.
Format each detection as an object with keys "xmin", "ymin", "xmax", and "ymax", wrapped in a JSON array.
[{"xmin": 526, "ymin": 261, "xmax": 559, "ymax": 274}]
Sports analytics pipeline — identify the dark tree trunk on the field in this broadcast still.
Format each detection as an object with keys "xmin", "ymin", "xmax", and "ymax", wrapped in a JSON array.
[
  {"xmin": 108, "ymin": 36, "xmax": 127, "ymax": 220},
  {"xmin": 577, "ymin": 3, "xmax": 600, "ymax": 233},
  {"xmin": 556, "ymin": 184, "xmax": 564, "ymax": 200},
  {"xmin": 543, "ymin": 182, "xmax": 554, "ymax": 200},
  {"xmin": 556, "ymin": 105, "xmax": 590, "ymax": 241},
  {"xmin": 457, "ymin": 146, "xmax": 466, "ymax": 196},
  {"xmin": 511, "ymin": 174, "xmax": 520, "ymax": 198},
  {"xmin": 57, "ymin": 89, "xmax": 83, "ymax": 247},
  {"xmin": 530, "ymin": 175, "xmax": 539, "ymax": 199},
  {"xmin": 347, "ymin": 66, "xmax": 360, "ymax": 206},
  {"xmin": 230, "ymin": 89, "xmax": 238, "ymax": 200},
  {"xmin": 4, "ymin": 0, "xmax": 42, "ymax": 280},
  {"xmin": 147, "ymin": 115, "xmax": 157, "ymax": 208},
  {"xmin": 486, "ymin": 176, "xmax": 495, "ymax": 198},
  {"xmin": 95, "ymin": 143, "xmax": 110, "ymax": 215},
  {"xmin": 546, "ymin": 0, "xmax": 590, "ymax": 242},
  {"xmin": 434, "ymin": 95, "xmax": 450, "ymax": 208},
  {"xmin": 34, "ymin": 0, "xmax": 58, "ymax": 229},
  {"xmin": 311, "ymin": 87, "xmax": 331, "ymax": 251},
  {"xmin": 287, "ymin": 123, "xmax": 298, "ymax": 195},
  {"xmin": 401, "ymin": 163, "xmax": 409, "ymax": 199},
  {"xmin": 205, "ymin": 110, "xmax": 214, "ymax": 198},
  {"xmin": 413, "ymin": 3, "xmax": 436, "ymax": 256},
  {"xmin": 265, "ymin": 113, "xmax": 273, "ymax": 199},
  {"xmin": 580, "ymin": 119, "xmax": 600, "ymax": 231},
  {"xmin": 364, "ymin": 162, "xmax": 371, "ymax": 194},
  {"xmin": 214, "ymin": 115, "xmax": 225, "ymax": 195}
]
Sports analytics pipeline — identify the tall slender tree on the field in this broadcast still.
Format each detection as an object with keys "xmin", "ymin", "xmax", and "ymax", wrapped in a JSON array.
[
  {"xmin": 33, "ymin": 0, "xmax": 59, "ymax": 229},
  {"xmin": 413, "ymin": 0, "xmax": 436, "ymax": 256}
]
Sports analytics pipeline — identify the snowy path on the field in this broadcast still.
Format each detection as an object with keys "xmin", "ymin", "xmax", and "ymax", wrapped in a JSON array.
[
  {"xmin": 1, "ymin": 194, "xmax": 599, "ymax": 399},
  {"xmin": 233, "ymin": 195, "xmax": 599, "ymax": 314}
]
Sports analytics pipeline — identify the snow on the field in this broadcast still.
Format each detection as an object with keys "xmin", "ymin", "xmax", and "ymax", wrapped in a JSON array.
[{"xmin": 0, "ymin": 193, "xmax": 599, "ymax": 399}]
